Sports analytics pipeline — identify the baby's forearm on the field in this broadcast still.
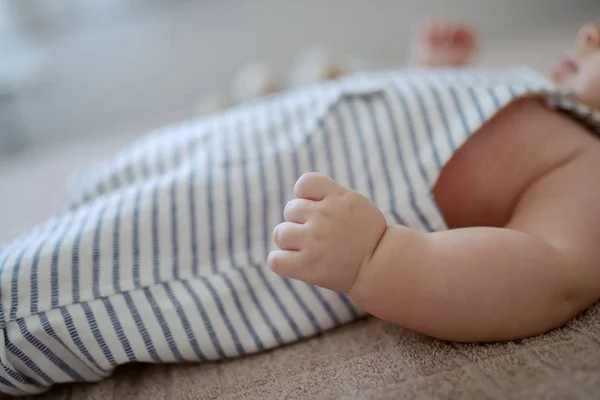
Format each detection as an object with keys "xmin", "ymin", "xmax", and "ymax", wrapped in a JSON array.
[{"xmin": 349, "ymin": 225, "xmax": 581, "ymax": 342}]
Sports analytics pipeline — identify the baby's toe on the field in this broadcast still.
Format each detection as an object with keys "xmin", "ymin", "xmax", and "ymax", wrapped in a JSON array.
[
  {"xmin": 410, "ymin": 18, "xmax": 478, "ymax": 67},
  {"xmin": 419, "ymin": 20, "xmax": 443, "ymax": 45},
  {"xmin": 452, "ymin": 24, "xmax": 476, "ymax": 47}
]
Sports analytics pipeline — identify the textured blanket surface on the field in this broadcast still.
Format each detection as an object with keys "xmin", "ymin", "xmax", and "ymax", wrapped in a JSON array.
[{"xmin": 29, "ymin": 302, "xmax": 600, "ymax": 400}]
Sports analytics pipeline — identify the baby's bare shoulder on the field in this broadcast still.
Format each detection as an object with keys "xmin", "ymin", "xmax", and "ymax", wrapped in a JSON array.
[
  {"xmin": 508, "ymin": 131, "xmax": 600, "ymax": 260},
  {"xmin": 434, "ymin": 97, "xmax": 599, "ymax": 229}
]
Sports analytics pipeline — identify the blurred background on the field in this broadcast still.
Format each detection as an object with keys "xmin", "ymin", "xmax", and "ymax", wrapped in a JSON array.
[{"xmin": 0, "ymin": 0, "xmax": 598, "ymax": 241}]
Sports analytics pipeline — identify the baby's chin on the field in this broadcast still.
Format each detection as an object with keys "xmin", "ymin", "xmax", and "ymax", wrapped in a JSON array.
[{"xmin": 574, "ymin": 83, "xmax": 600, "ymax": 111}]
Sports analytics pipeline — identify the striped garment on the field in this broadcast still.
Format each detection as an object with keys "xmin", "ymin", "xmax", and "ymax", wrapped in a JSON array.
[{"xmin": 1, "ymin": 67, "xmax": 600, "ymax": 396}]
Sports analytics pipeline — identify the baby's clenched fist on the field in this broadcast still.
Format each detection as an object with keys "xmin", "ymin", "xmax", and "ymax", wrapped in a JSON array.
[{"xmin": 268, "ymin": 173, "xmax": 387, "ymax": 293}]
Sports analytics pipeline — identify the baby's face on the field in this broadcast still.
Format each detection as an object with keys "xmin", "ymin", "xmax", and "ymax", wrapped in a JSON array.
[
  {"xmin": 576, "ymin": 25, "xmax": 600, "ymax": 58},
  {"xmin": 573, "ymin": 53, "xmax": 600, "ymax": 110},
  {"xmin": 573, "ymin": 25, "xmax": 600, "ymax": 110}
]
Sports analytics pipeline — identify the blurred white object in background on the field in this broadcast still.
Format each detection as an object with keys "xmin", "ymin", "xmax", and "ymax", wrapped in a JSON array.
[
  {"xmin": 230, "ymin": 62, "xmax": 278, "ymax": 104},
  {"xmin": 287, "ymin": 46, "xmax": 345, "ymax": 89},
  {"xmin": 0, "ymin": 58, "xmax": 44, "ymax": 94},
  {"xmin": 0, "ymin": 0, "xmax": 597, "ymax": 242}
]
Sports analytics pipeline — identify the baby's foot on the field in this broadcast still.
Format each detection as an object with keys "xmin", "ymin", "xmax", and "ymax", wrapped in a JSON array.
[{"xmin": 409, "ymin": 19, "xmax": 478, "ymax": 67}]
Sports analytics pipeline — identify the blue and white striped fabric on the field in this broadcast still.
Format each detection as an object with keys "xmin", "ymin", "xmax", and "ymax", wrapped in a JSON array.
[{"xmin": 1, "ymin": 67, "xmax": 599, "ymax": 396}]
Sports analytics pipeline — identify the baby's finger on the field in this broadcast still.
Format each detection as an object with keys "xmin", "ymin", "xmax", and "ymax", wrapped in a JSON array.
[
  {"xmin": 294, "ymin": 172, "xmax": 342, "ymax": 201},
  {"xmin": 284, "ymin": 198, "xmax": 316, "ymax": 223},
  {"xmin": 267, "ymin": 250, "xmax": 307, "ymax": 280},
  {"xmin": 273, "ymin": 222, "xmax": 306, "ymax": 251}
]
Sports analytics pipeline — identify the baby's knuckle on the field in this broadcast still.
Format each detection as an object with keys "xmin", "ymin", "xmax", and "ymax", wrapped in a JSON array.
[
  {"xmin": 295, "ymin": 172, "xmax": 332, "ymax": 197},
  {"xmin": 267, "ymin": 252, "xmax": 280, "ymax": 272},
  {"xmin": 306, "ymin": 223, "xmax": 326, "ymax": 242},
  {"xmin": 284, "ymin": 198, "xmax": 304, "ymax": 216},
  {"xmin": 345, "ymin": 192, "xmax": 370, "ymax": 212},
  {"xmin": 307, "ymin": 245, "xmax": 326, "ymax": 266},
  {"xmin": 273, "ymin": 223, "xmax": 285, "ymax": 246},
  {"xmin": 283, "ymin": 200, "xmax": 295, "ymax": 219},
  {"xmin": 305, "ymin": 223, "xmax": 319, "ymax": 239},
  {"xmin": 316, "ymin": 205, "xmax": 334, "ymax": 219},
  {"xmin": 294, "ymin": 173, "xmax": 320, "ymax": 195},
  {"xmin": 348, "ymin": 198, "xmax": 364, "ymax": 214}
]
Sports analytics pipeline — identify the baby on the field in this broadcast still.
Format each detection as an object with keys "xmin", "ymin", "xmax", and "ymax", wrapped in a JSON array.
[
  {"xmin": 269, "ymin": 21, "xmax": 600, "ymax": 342},
  {"xmin": 0, "ymin": 20, "xmax": 600, "ymax": 396}
]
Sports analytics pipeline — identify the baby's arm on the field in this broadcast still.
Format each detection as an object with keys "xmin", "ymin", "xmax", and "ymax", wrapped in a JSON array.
[
  {"xmin": 350, "ymin": 225, "xmax": 581, "ymax": 342},
  {"xmin": 269, "ymin": 148, "xmax": 600, "ymax": 342}
]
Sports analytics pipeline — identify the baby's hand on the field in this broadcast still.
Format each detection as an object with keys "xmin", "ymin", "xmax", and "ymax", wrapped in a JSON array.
[{"xmin": 268, "ymin": 173, "xmax": 387, "ymax": 293}]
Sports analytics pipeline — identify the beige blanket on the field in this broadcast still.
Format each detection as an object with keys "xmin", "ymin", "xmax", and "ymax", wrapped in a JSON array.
[{"xmin": 28, "ymin": 302, "xmax": 600, "ymax": 399}]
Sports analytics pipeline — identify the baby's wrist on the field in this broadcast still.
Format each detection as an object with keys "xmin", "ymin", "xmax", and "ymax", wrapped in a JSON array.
[{"xmin": 347, "ymin": 222, "xmax": 389, "ymax": 296}]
